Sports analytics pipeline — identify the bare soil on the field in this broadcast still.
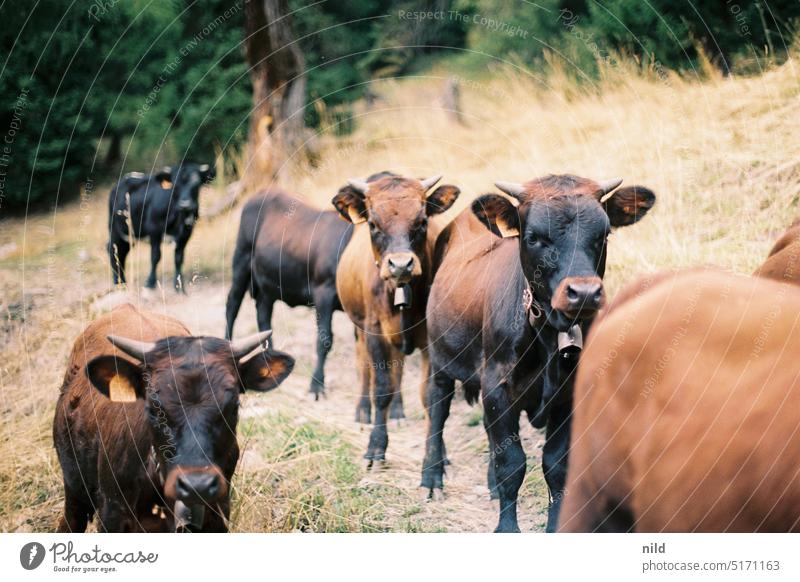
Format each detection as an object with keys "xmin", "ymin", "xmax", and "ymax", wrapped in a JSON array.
[{"xmin": 131, "ymin": 281, "xmax": 549, "ymax": 532}]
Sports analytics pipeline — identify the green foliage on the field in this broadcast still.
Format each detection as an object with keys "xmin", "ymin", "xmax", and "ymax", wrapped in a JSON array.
[
  {"xmin": 291, "ymin": 0, "xmax": 470, "ymax": 127},
  {"xmin": 0, "ymin": 0, "xmax": 247, "ymax": 211},
  {"xmin": 3, "ymin": 0, "xmax": 800, "ymax": 211},
  {"xmin": 463, "ymin": 1, "xmax": 800, "ymax": 77}
]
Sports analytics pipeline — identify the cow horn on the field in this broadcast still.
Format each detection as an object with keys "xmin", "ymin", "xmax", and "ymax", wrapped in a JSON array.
[
  {"xmin": 420, "ymin": 174, "xmax": 442, "ymax": 191},
  {"xmin": 495, "ymin": 181, "xmax": 526, "ymax": 200},
  {"xmin": 107, "ymin": 335, "xmax": 156, "ymax": 361},
  {"xmin": 598, "ymin": 178, "xmax": 623, "ymax": 195},
  {"xmin": 230, "ymin": 330, "xmax": 273, "ymax": 359},
  {"xmin": 347, "ymin": 179, "xmax": 370, "ymax": 194}
]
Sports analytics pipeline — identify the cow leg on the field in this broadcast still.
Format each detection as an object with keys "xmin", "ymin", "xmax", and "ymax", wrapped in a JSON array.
[
  {"xmin": 420, "ymin": 368, "xmax": 455, "ymax": 496},
  {"xmin": 57, "ymin": 487, "xmax": 93, "ymax": 533},
  {"xmin": 483, "ymin": 411, "xmax": 499, "ymax": 500},
  {"xmin": 483, "ymin": 378, "xmax": 525, "ymax": 533},
  {"xmin": 144, "ymin": 235, "xmax": 162, "ymax": 289},
  {"xmin": 109, "ymin": 239, "xmax": 130, "ymax": 285},
  {"xmin": 310, "ymin": 286, "xmax": 335, "ymax": 399},
  {"xmin": 255, "ymin": 294, "xmax": 274, "ymax": 333},
  {"xmin": 96, "ymin": 499, "xmax": 128, "ymax": 533},
  {"xmin": 173, "ymin": 237, "xmax": 189, "ymax": 293},
  {"xmin": 364, "ymin": 338, "xmax": 398, "ymax": 462},
  {"xmin": 354, "ymin": 328, "xmax": 372, "ymax": 424},
  {"xmin": 225, "ymin": 251, "xmax": 254, "ymax": 339},
  {"xmin": 542, "ymin": 400, "xmax": 572, "ymax": 532},
  {"xmin": 388, "ymin": 355, "xmax": 405, "ymax": 420}
]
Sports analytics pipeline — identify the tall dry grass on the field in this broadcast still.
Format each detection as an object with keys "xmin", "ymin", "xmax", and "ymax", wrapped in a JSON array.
[{"xmin": 2, "ymin": 54, "xmax": 799, "ymax": 531}]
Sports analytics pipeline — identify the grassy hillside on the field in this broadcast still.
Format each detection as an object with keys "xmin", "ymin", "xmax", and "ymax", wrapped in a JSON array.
[{"xmin": 1, "ymin": 56, "xmax": 799, "ymax": 531}]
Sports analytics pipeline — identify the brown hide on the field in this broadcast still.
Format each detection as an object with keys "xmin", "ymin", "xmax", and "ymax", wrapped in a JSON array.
[
  {"xmin": 561, "ymin": 269, "xmax": 800, "ymax": 532},
  {"xmin": 53, "ymin": 304, "xmax": 189, "ymax": 532}
]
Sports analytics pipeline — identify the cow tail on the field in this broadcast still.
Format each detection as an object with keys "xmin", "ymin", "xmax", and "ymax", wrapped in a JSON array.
[{"xmin": 108, "ymin": 178, "xmax": 132, "ymax": 245}]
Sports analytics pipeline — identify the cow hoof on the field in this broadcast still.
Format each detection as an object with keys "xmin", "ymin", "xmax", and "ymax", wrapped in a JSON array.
[
  {"xmin": 365, "ymin": 458, "xmax": 386, "ymax": 471},
  {"xmin": 489, "ymin": 488, "xmax": 499, "ymax": 500},
  {"xmin": 494, "ymin": 525, "xmax": 521, "ymax": 533},
  {"xmin": 364, "ymin": 450, "xmax": 386, "ymax": 462},
  {"xmin": 355, "ymin": 408, "xmax": 372, "ymax": 424},
  {"xmin": 429, "ymin": 488, "xmax": 445, "ymax": 502},
  {"xmin": 309, "ymin": 379, "xmax": 326, "ymax": 400},
  {"xmin": 389, "ymin": 406, "xmax": 406, "ymax": 421}
]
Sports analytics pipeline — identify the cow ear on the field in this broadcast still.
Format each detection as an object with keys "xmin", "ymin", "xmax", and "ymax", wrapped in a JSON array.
[
  {"xmin": 155, "ymin": 167, "xmax": 172, "ymax": 182},
  {"xmin": 603, "ymin": 186, "xmax": 656, "ymax": 227},
  {"xmin": 472, "ymin": 194, "xmax": 520, "ymax": 238},
  {"xmin": 86, "ymin": 356, "xmax": 145, "ymax": 402},
  {"xmin": 198, "ymin": 164, "xmax": 215, "ymax": 182},
  {"xmin": 426, "ymin": 185, "xmax": 460, "ymax": 216},
  {"xmin": 331, "ymin": 185, "xmax": 367, "ymax": 224},
  {"xmin": 236, "ymin": 348, "xmax": 295, "ymax": 392}
]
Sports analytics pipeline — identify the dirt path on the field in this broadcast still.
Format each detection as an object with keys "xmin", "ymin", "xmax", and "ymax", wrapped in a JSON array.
[{"xmin": 99, "ymin": 280, "xmax": 549, "ymax": 532}]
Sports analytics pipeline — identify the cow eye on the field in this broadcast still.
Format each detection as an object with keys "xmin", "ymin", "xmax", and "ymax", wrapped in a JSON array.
[{"xmin": 526, "ymin": 233, "xmax": 550, "ymax": 247}]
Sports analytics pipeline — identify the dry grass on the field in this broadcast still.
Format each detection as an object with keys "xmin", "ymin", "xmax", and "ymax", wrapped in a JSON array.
[{"xmin": 2, "ymin": 54, "xmax": 800, "ymax": 532}]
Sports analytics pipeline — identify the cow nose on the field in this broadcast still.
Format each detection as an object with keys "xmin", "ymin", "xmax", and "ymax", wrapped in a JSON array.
[
  {"xmin": 178, "ymin": 199, "xmax": 193, "ymax": 209},
  {"xmin": 176, "ymin": 472, "xmax": 221, "ymax": 503},
  {"xmin": 565, "ymin": 281, "xmax": 604, "ymax": 311},
  {"xmin": 388, "ymin": 256, "xmax": 414, "ymax": 276}
]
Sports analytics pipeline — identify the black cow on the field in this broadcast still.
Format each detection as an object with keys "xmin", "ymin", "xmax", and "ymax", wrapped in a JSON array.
[
  {"xmin": 422, "ymin": 174, "xmax": 656, "ymax": 532},
  {"xmin": 225, "ymin": 188, "xmax": 354, "ymax": 398},
  {"xmin": 108, "ymin": 163, "xmax": 214, "ymax": 291}
]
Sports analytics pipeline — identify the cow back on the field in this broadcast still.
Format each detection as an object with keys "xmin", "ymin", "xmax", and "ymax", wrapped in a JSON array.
[{"xmin": 564, "ymin": 270, "xmax": 800, "ymax": 532}]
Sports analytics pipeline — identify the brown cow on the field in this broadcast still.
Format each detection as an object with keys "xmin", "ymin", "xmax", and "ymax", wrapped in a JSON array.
[
  {"xmin": 332, "ymin": 172, "xmax": 460, "ymax": 463},
  {"xmin": 225, "ymin": 188, "xmax": 356, "ymax": 398},
  {"xmin": 422, "ymin": 174, "xmax": 656, "ymax": 532},
  {"xmin": 560, "ymin": 269, "xmax": 800, "ymax": 532},
  {"xmin": 53, "ymin": 304, "xmax": 294, "ymax": 532},
  {"xmin": 753, "ymin": 218, "xmax": 800, "ymax": 284}
]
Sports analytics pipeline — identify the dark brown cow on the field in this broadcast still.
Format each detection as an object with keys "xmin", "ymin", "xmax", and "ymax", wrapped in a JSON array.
[
  {"xmin": 225, "ymin": 188, "xmax": 355, "ymax": 398},
  {"xmin": 753, "ymin": 218, "xmax": 800, "ymax": 284},
  {"xmin": 332, "ymin": 172, "xmax": 460, "ymax": 463},
  {"xmin": 53, "ymin": 304, "xmax": 294, "ymax": 532},
  {"xmin": 560, "ymin": 269, "xmax": 800, "ymax": 532},
  {"xmin": 422, "ymin": 174, "xmax": 655, "ymax": 532}
]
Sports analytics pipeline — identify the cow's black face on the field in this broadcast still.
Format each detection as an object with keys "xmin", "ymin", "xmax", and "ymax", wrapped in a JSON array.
[
  {"xmin": 86, "ymin": 333, "xmax": 294, "ymax": 531},
  {"xmin": 518, "ymin": 197, "xmax": 609, "ymax": 330},
  {"xmin": 472, "ymin": 175, "xmax": 656, "ymax": 332},
  {"xmin": 172, "ymin": 164, "xmax": 214, "ymax": 224}
]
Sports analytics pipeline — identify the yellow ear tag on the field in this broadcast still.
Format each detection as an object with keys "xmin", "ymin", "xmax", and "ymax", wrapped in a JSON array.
[
  {"xmin": 109, "ymin": 374, "xmax": 138, "ymax": 402},
  {"xmin": 497, "ymin": 219, "xmax": 519, "ymax": 238},
  {"xmin": 161, "ymin": 180, "xmax": 173, "ymax": 189},
  {"xmin": 347, "ymin": 208, "xmax": 366, "ymax": 224}
]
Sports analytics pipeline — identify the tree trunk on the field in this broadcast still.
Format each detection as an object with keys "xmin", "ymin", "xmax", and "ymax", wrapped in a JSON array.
[
  {"xmin": 105, "ymin": 132, "xmax": 122, "ymax": 166},
  {"xmin": 244, "ymin": 0, "xmax": 307, "ymax": 178}
]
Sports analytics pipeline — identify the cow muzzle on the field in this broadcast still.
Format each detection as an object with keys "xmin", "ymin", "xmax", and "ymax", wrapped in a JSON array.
[
  {"xmin": 380, "ymin": 252, "xmax": 421, "ymax": 283},
  {"xmin": 164, "ymin": 465, "xmax": 227, "ymax": 532},
  {"xmin": 551, "ymin": 276, "xmax": 605, "ymax": 319}
]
